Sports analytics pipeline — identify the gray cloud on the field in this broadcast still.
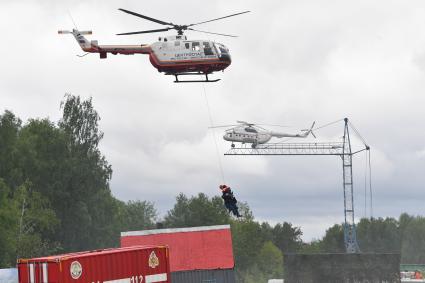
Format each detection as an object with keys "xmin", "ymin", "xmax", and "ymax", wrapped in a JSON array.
[{"xmin": 1, "ymin": 0, "xmax": 425, "ymax": 241}]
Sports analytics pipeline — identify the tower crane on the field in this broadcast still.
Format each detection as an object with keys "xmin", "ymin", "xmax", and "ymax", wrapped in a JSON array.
[{"xmin": 225, "ymin": 118, "xmax": 370, "ymax": 253}]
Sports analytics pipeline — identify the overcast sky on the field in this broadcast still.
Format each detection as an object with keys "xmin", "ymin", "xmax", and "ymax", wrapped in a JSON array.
[{"xmin": 1, "ymin": 0, "xmax": 425, "ymax": 241}]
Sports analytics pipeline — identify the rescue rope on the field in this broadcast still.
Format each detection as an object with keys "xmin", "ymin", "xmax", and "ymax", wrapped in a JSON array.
[{"xmin": 202, "ymin": 85, "xmax": 226, "ymax": 184}]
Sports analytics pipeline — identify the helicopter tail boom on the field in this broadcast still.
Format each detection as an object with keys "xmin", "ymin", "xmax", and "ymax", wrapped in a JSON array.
[
  {"xmin": 271, "ymin": 122, "xmax": 316, "ymax": 138},
  {"xmin": 59, "ymin": 29, "xmax": 151, "ymax": 58}
]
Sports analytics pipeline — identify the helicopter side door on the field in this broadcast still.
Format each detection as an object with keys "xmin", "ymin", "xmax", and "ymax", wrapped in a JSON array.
[{"xmin": 166, "ymin": 41, "xmax": 217, "ymax": 61}]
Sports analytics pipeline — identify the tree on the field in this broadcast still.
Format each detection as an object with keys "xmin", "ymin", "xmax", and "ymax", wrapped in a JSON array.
[
  {"xmin": 119, "ymin": 200, "xmax": 157, "ymax": 232},
  {"xmin": 401, "ymin": 216, "xmax": 425, "ymax": 263},
  {"xmin": 320, "ymin": 224, "xmax": 345, "ymax": 252},
  {"xmin": 237, "ymin": 241, "xmax": 284, "ymax": 283},
  {"xmin": 272, "ymin": 222, "xmax": 303, "ymax": 253},
  {"xmin": 0, "ymin": 111, "xmax": 21, "ymax": 188},
  {"xmin": 0, "ymin": 179, "xmax": 17, "ymax": 267},
  {"xmin": 300, "ymin": 240, "xmax": 323, "ymax": 253},
  {"xmin": 14, "ymin": 181, "xmax": 60, "ymax": 259},
  {"xmin": 164, "ymin": 193, "xmax": 231, "ymax": 228},
  {"xmin": 59, "ymin": 94, "xmax": 104, "ymax": 152},
  {"xmin": 258, "ymin": 241, "xmax": 284, "ymax": 279},
  {"xmin": 53, "ymin": 94, "xmax": 115, "ymax": 251},
  {"xmin": 232, "ymin": 219, "xmax": 265, "ymax": 272},
  {"xmin": 356, "ymin": 217, "xmax": 400, "ymax": 253}
]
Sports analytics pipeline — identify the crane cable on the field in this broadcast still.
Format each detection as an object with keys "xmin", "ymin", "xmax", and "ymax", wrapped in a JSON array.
[
  {"xmin": 281, "ymin": 118, "xmax": 344, "ymax": 143},
  {"xmin": 349, "ymin": 120, "xmax": 373, "ymax": 220},
  {"xmin": 364, "ymin": 149, "xmax": 368, "ymax": 219},
  {"xmin": 368, "ymin": 149, "xmax": 373, "ymax": 219},
  {"xmin": 313, "ymin": 118, "xmax": 345, "ymax": 132},
  {"xmin": 202, "ymin": 85, "xmax": 226, "ymax": 184}
]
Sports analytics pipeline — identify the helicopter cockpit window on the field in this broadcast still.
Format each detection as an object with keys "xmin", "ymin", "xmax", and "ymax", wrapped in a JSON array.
[
  {"xmin": 192, "ymin": 42, "xmax": 201, "ymax": 51},
  {"xmin": 185, "ymin": 43, "xmax": 190, "ymax": 49},
  {"xmin": 203, "ymin": 42, "xmax": 214, "ymax": 56},
  {"xmin": 245, "ymin": 127, "xmax": 257, "ymax": 133},
  {"xmin": 219, "ymin": 46, "xmax": 228, "ymax": 54}
]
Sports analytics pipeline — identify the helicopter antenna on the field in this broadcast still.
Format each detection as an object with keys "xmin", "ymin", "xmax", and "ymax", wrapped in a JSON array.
[
  {"xmin": 116, "ymin": 9, "xmax": 250, "ymax": 36},
  {"xmin": 68, "ymin": 10, "xmax": 78, "ymax": 29}
]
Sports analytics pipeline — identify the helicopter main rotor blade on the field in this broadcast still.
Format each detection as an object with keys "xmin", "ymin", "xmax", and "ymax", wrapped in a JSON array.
[
  {"xmin": 188, "ymin": 28, "xmax": 238, "ymax": 37},
  {"xmin": 188, "ymin": 11, "xmax": 250, "ymax": 27},
  {"xmin": 256, "ymin": 124, "xmax": 290, "ymax": 128},
  {"xmin": 118, "ymin": 8, "xmax": 174, "ymax": 26},
  {"xmin": 208, "ymin": 124, "xmax": 240, "ymax": 129},
  {"xmin": 253, "ymin": 125, "xmax": 268, "ymax": 131},
  {"xmin": 117, "ymin": 28, "xmax": 172, "ymax": 35}
]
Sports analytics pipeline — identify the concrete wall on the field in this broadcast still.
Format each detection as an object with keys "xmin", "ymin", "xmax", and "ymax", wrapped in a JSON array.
[
  {"xmin": 284, "ymin": 253, "xmax": 401, "ymax": 283},
  {"xmin": 171, "ymin": 268, "xmax": 236, "ymax": 283}
]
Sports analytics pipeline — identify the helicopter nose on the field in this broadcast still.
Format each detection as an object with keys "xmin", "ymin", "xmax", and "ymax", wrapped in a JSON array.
[
  {"xmin": 219, "ymin": 53, "xmax": 231, "ymax": 63},
  {"xmin": 223, "ymin": 133, "xmax": 230, "ymax": 141}
]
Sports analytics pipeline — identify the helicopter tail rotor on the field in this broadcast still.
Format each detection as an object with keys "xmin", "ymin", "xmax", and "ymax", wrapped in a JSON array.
[{"xmin": 301, "ymin": 121, "xmax": 316, "ymax": 138}]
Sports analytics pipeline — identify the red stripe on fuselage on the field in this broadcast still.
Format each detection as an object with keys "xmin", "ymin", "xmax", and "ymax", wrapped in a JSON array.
[{"xmin": 149, "ymin": 53, "xmax": 231, "ymax": 74}]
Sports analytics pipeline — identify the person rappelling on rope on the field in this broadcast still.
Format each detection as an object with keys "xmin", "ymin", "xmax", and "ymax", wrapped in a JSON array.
[{"xmin": 220, "ymin": 185, "xmax": 241, "ymax": 218}]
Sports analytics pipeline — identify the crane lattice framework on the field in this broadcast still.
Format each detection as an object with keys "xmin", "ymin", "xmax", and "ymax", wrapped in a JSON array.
[{"xmin": 224, "ymin": 118, "xmax": 370, "ymax": 253}]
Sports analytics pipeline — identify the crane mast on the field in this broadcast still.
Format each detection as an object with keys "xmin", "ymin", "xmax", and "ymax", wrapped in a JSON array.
[
  {"xmin": 225, "ymin": 118, "xmax": 369, "ymax": 253},
  {"xmin": 342, "ymin": 118, "xmax": 360, "ymax": 253}
]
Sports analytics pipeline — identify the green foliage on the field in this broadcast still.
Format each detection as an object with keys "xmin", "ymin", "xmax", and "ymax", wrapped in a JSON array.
[
  {"xmin": 320, "ymin": 224, "xmax": 346, "ymax": 253},
  {"xmin": 0, "ymin": 95, "xmax": 127, "ymax": 266},
  {"xmin": 272, "ymin": 222, "xmax": 303, "ymax": 253},
  {"xmin": 232, "ymin": 219, "xmax": 265, "ymax": 271},
  {"xmin": 164, "ymin": 193, "xmax": 231, "ymax": 228},
  {"xmin": 237, "ymin": 241, "xmax": 283, "ymax": 283},
  {"xmin": 118, "ymin": 200, "xmax": 157, "ymax": 232},
  {"xmin": 300, "ymin": 239, "xmax": 323, "ymax": 253},
  {"xmin": 401, "ymin": 216, "xmax": 425, "ymax": 263},
  {"xmin": 0, "ymin": 179, "xmax": 17, "ymax": 266},
  {"xmin": 258, "ymin": 241, "xmax": 284, "ymax": 278},
  {"xmin": 14, "ymin": 181, "xmax": 61, "ymax": 258},
  {"xmin": 59, "ymin": 94, "xmax": 104, "ymax": 151},
  {"xmin": 356, "ymin": 217, "xmax": 400, "ymax": 253},
  {"xmin": 0, "ymin": 110, "xmax": 21, "ymax": 188}
]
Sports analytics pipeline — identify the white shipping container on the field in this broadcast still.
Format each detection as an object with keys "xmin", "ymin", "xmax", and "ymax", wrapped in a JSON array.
[{"xmin": 0, "ymin": 268, "xmax": 18, "ymax": 283}]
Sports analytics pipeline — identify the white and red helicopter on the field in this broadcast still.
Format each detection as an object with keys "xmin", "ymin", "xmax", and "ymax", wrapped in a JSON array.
[
  {"xmin": 59, "ymin": 9, "xmax": 249, "ymax": 83},
  {"xmin": 211, "ymin": 121, "xmax": 316, "ymax": 148}
]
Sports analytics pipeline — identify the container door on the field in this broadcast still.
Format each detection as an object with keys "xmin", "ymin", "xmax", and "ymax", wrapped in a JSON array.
[
  {"xmin": 29, "ymin": 263, "xmax": 35, "ymax": 283},
  {"xmin": 41, "ymin": 263, "xmax": 48, "ymax": 283}
]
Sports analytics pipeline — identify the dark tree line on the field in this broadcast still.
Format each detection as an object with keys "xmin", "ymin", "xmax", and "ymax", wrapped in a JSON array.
[
  {"xmin": 0, "ymin": 95, "xmax": 157, "ymax": 265},
  {"xmin": 303, "ymin": 214, "xmax": 425, "ymax": 264},
  {"xmin": 1, "ymin": 95, "xmax": 425, "ymax": 283}
]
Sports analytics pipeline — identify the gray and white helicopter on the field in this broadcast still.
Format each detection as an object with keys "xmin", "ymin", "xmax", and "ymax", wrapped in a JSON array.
[{"xmin": 211, "ymin": 121, "xmax": 316, "ymax": 148}]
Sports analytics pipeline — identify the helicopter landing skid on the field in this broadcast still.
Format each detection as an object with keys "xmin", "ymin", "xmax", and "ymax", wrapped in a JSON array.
[{"xmin": 171, "ymin": 72, "xmax": 221, "ymax": 83}]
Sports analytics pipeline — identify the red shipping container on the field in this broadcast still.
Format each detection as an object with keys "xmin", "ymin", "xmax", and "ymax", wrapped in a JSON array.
[
  {"xmin": 121, "ymin": 225, "xmax": 234, "ymax": 272},
  {"xmin": 17, "ymin": 245, "xmax": 170, "ymax": 283}
]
